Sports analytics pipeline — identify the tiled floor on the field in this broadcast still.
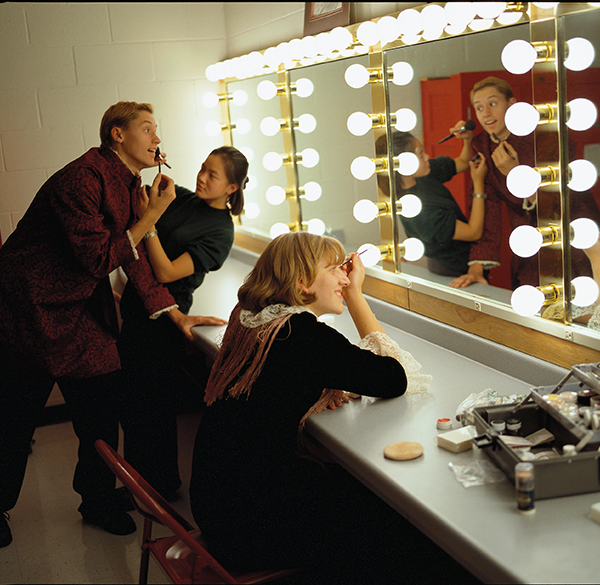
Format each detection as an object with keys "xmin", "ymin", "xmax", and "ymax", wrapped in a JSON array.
[{"xmin": 0, "ymin": 412, "xmax": 203, "ymax": 584}]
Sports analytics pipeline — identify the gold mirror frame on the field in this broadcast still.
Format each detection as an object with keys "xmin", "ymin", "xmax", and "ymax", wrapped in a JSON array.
[{"xmin": 214, "ymin": 2, "xmax": 600, "ymax": 367}]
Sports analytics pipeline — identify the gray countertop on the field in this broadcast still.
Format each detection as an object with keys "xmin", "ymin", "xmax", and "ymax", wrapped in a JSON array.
[{"xmin": 189, "ymin": 246, "xmax": 599, "ymax": 584}]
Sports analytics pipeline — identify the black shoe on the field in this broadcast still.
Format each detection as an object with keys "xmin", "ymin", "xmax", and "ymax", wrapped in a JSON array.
[
  {"xmin": 79, "ymin": 504, "xmax": 136, "ymax": 536},
  {"xmin": 0, "ymin": 512, "xmax": 13, "ymax": 548}
]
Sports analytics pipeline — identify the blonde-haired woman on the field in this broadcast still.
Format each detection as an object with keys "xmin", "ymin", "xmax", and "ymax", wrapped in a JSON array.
[{"xmin": 189, "ymin": 232, "xmax": 436, "ymax": 583}]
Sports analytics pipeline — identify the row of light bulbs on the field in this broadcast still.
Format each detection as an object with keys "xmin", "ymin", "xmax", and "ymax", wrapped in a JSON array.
[
  {"xmin": 500, "ymin": 30, "xmax": 600, "ymax": 317},
  {"xmin": 204, "ymin": 2, "xmax": 545, "ymax": 83}
]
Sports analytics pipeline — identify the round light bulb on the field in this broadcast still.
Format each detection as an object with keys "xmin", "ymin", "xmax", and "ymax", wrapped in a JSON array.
[
  {"xmin": 205, "ymin": 120, "xmax": 222, "ymax": 137},
  {"xmin": 397, "ymin": 152, "xmax": 419, "ymax": 176},
  {"xmin": 270, "ymin": 223, "xmax": 290, "ymax": 239},
  {"xmin": 567, "ymin": 98, "xmax": 597, "ymax": 132},
  {"xmin": 357, "ymin": 243, "xmax": 382, "ymax": 267},
  {"xmin": 397, "ymin": 9, "xmax": 423, "ymax": 37},
  {"xmin": 202, "ymin": 92, "xmax": 220, "ymax": 109},
  {"xmin": 307, "ymin": 218, "xmax": 325, "ymax": 235},
  {"xmin": 303, "ymin": 181, "xmax": 322, "ymax": 202},
  {"xmin": 266, "ymin": 185, "xmax": 286, "ymax": 206},
  {"xmin": 444, "ymin": 2, "xmax": 476, "ymax": 28},
  {"xmin": 244, "ymin": 201, "xmax": 260, "ymax": 219},
  {"xmin": 565, "ymin": 37, "xmax": 595, "ymax": 72},
  {"xmin": 240, "ymin": 146, "xmax": 254, "ymax": 163},
  {"xmin": 571, "ymin": 218, "xmax": 600, "ymax": 249},
  {"xmin": 511, "ymin": 285, "xmax": 545, "ymax": 316},
  {"xmin": 257, "ymin": 80, "xmax": 277, "ymax": 100},
  {"xmin": 376, "ymin": 16, "xmax": 400, "ymax": 46},
  {"xmin": 315, "ymin": 32, "xmax": 333, "ymax": 56},
  {"xmin": 263, "ymin": 46, "xmax": 282, "ymax": 69},
  {"xmin": 353, "ymin": 199, "xmax": 379, "ymax": 223},
  {"xmin": 351, "ymin": 156, "xmax": 376, "ymax": 180},
  {"xmin": 288, "ymin": 38, "xmax": 304, "ymax": 60},
  {"xmin": 295, "ymin": 78, "xmax": 314, "ymax": 98},
  {"xmin": 345, "ymin": 63, "xmax": 370, "ymax": 89},
  {"xmin": 263, "ymin": 152, "xmax": 283, "ymax": 172},
  {"xmin": 501, "ymin": 39, "xmax": 537, "ymax": 75},
  {"xmin": 247, "ymin": 51, "xmax": 264, "ymax": 74},
  {"xmin": 475, "ymin": 2, "xmax": 506, "ymax": 19},
  {"xmin": 507, "ymin": 165, "xmax": 541, "ymax": 198},
  {"xmin": 234, "ymin": 118, "xmax": 251, "ymax": 135},
  {"xmin": 347, "ymin": 111, "xmax": 372, "ymax": 136},
  {"xmin": 568, "ymin": 159, "xmax": 598, "ymax": 192},
  {"xmin": 300, "ymin": 148, "xmax": 319, "ymax": 169},
  {"xmin": 297, "ymin": 113, "xmax": 317, "ymax": 134},
  {"xmin": 231, "ymin": 90, "xmax": 248, "ymax": 107},
  {"xmin": 421, "ymin": 4, "xmax": 447, "ymax": 40},
  {"xmin": 505, "ymin": 102, "xmax": 540, "ymax": 136},
  {"xmin": 301, "ymin": 35, "xmax": 318, "ymax": 58},
  {"xmin": 245, "ymin": 174, "xmax": 257, "ymax": 191},
  {"xmin": 394, "ymin": 108, "xmax": 417, "ymax": 132},
  {"xmin": 402, "ymin": 237, "xmax": 425, "ymax": 262},
  {"xmin": 390, "ymin": 61, "xmax": 414, "ymax": 86},
  {"xmin": 509, "ymin": 225, "xmax": 543, "ymax": 257},
  {"xmin": 205, "ymin": 64, "xmax": 220, "ymax": 82},
  {"xmin": 357, "ymin": 21, "xmax": 379, "ymax": 47},
  {"xmin": 572, "ymin": 276, "xmax": 599, "ymax": 307},
  {"xmin": 399, "ymin": 194, "xmax": 422, "ymax": 218},
  {"xmin": 260, "ymin": 116, "xmax": 281, "ymax": 137},
  {"xmin": 330, "ymin": 27, "xmax": 353, "ymax": 52}
]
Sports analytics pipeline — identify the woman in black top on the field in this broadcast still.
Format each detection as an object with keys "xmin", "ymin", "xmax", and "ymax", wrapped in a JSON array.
[
  {"xmin": 381, "ymin": 130, "xmax": 487, "ymax": 277},
  {"xmin": 118, "ymin": 146, "xmax": 248, "ymax": 499},
  {"xmin": 189, "ymin": 232, "xmax": 439, "ymax": 583}
]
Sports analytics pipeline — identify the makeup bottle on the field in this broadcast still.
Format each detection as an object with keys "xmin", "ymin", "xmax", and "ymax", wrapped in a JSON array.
[{"xmin": 515, "ymin": 462, "xmax": 535, "ymax": 514}]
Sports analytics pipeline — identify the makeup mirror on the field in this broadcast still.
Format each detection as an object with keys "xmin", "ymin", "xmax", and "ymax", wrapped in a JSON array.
[{"xmin": 218, "ymin": 3, "xmax": 600, "ymax": 350}]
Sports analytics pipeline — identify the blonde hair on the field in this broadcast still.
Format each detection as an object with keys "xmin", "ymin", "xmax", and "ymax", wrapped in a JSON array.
[
  {"xmin": 100, "ymin": 101, "xmax": 154, "ymax": 149},
  {"xmin": 470, "ymin": 76, "xmax": 514, "ymax": 105},
  {"xmin": 238, "ymin": 232, "xmax": 345, "ymax": 313}
]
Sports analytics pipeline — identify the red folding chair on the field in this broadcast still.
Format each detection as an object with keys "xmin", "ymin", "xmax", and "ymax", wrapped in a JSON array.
[{"xmin": 95, "ymin": 439, "xmax": 304, "ymax": 584}]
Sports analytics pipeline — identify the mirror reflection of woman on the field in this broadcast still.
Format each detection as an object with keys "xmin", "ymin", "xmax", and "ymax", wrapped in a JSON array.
[
  {"xmin": 379, "ymin": 130, "xmax": 487, "ymax": 278},
  {"xmin": 118, "ymin": 146, "xmax": 249, "ymax": 502}
]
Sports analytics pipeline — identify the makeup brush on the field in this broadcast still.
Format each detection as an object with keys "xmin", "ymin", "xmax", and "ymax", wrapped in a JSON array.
[
  {"xmin": 154, "ymin": 147, "xmax": 171, "ymax": 197},
  {"xmin": 339, "ymin": 249, "xmax": 368, "ymax": 267},
  {"xmin": 492, "ymin": 133, "xmax": 515, "ymax": 160}
]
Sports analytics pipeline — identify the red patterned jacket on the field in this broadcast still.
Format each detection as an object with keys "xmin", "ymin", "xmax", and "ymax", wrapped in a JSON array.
[
  {"xmin": 468, "ymin": 132, "xmax": 600, "ymax": 288},
  {"xmin": 0, "ymin": 148, "xmax": 176, "ymax": 378}
]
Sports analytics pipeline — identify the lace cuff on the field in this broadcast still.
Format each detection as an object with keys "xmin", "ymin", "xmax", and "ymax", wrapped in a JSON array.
[
  {"xmin": 359, "ymin": 331, "xmax": 432, "ymax": 394},
  {"xmin": 149, "ymin": 304, "xmax": 179, "ymax": 320},
  {"xmin": 126, "ymin": 230, "xmax": 139, "ymax": 261}
]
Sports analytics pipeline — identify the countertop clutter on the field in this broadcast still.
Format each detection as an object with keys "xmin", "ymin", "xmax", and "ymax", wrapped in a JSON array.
[{"xmin": 189, "ymin": 246, "xmax": 600, "ymax": 585}]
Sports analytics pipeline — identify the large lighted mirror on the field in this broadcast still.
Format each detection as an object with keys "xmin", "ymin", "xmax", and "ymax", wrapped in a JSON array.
[{"xmin": 218, "ymin": 3, "xmax": 600, "ymax": 345}]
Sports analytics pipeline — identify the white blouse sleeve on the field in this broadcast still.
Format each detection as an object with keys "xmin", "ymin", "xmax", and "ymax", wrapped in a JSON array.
[{"xmin": 359, "ymin": 331, "xmax": 432, "ymax": 394}]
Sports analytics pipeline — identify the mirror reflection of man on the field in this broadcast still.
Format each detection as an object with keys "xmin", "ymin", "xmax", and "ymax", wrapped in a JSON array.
[{"xmin": 450, "ymin": 76, "xmax": 600, "ymax": 290}]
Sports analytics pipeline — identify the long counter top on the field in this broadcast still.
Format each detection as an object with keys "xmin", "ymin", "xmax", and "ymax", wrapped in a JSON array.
[{"xmin": 188, "ymin": 245, "xmax": 600, "ymax": 584}]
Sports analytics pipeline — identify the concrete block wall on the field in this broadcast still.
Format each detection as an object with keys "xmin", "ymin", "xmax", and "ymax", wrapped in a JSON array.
[{"xmin": 0, "ymin": 1, "xmax": 409, "ymax": 244}]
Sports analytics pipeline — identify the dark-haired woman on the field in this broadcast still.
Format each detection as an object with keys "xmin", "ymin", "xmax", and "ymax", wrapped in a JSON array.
[
  {"xmin": 118, "ymin": 146, "xmax": 249, "ymax": 500},
  {"xmin": 382, "ymin": 129, "xmax": 487, "ymax": 277}
]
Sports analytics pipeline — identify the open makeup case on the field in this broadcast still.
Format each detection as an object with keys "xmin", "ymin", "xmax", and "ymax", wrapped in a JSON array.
[{"xmin": 472, "ymin": 363, "xmax": 600, "ymax": 499}]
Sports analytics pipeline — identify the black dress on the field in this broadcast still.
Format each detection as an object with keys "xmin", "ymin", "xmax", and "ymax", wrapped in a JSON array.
[{"xmin": 190, "ymin": 311, "xmax": 408, "ymax": 576}]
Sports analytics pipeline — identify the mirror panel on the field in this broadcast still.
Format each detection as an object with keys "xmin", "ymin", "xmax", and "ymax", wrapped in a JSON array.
[
  {"xmin": 561, "ymin": 8, "xmax": 600, "ymax": 335},
  {"xmin": 289, "ymin": 54, "xmax": 381, "ymax": 254},
  {"xmin": 227, "ymin": 73, "xmax": 288, "ymax": 239}
]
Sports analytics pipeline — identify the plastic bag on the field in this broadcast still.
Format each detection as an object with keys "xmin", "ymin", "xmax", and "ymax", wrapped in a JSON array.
[
  {"xmin": 455, "ymin": 388, "xmax": 525, "ymax": 426},
  {"xmin": 448, "ymin": 459, "xmax": 506, "ymax": 488}
]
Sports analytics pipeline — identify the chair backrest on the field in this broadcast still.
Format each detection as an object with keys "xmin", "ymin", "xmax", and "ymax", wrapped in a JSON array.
[{"xmin": 94, "ymin": 439, "xmax": 237, "ymax": 584}]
